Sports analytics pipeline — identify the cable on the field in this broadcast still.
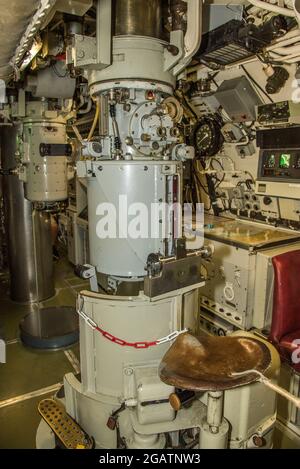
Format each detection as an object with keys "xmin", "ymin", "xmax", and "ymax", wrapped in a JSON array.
[
  {"xmin": 209, "ymin": 158, "xmax": 225, "ymax": 188},
  {"xmin": 241, "ymin": 65, "xmax": 274, "ymax": 103},
  {"xmin": 194, "ymin": 172, "xmax": 210, "ymax": 195},
  {"xmin": 72, "ymin": 125, "xmax": 83, "ymax": 144},
  {"xmin": 87, "ymin": 100, "xmax": 100, "ymax": 141}
]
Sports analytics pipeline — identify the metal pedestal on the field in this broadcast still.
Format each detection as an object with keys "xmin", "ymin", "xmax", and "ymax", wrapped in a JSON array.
[{"xmin": 20, "ymin": 307, "xmax": 79, "ymax": 350}]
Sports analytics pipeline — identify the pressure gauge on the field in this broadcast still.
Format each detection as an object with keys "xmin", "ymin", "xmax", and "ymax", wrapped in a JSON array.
[{"xmin": 194, "ymin": 117, "xmax": 223, "ymax": 158}]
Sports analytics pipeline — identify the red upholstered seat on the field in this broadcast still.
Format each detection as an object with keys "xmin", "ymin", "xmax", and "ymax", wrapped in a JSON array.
[{"xmin": 269, "ymin": 250, "xmax": 300, "ymax": 373}]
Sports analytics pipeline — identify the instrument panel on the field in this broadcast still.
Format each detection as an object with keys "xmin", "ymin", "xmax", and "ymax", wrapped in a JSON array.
[
  {"xmin": 256, "ymin": 101, "xmax": 300, "ymax": 126},
  {"xmin": 259, "ymin": 150, "xmax": 300, "ymax": 181}
]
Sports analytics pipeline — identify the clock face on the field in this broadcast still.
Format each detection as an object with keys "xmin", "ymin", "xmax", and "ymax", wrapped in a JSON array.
[{"xmin": 194, "ymin": 118, "xmax": 223, "ymax": 157}]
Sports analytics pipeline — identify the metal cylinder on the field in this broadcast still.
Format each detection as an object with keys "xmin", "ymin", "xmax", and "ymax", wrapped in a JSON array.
[
  {"xmin": 115, "ymin": 0, "xmax": 164, "ymax": 39},
  {"xmin": 206, "ymin": 391, "xmax": 224, "ymax": 431},
  {"xmin": 87, "ymin": 160, "xmax": 181, "ymax": 279},
  {"xmin": 1, "ymin": 126, "xmax": 54, "ymax": 303}
]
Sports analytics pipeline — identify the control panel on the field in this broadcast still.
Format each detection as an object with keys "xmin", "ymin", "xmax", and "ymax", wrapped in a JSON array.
[
  {"xmin": 259, "ymin": 150, "xmax": 300, "ymax": 181},
  {"xmin": 256, "ymin": 127, "xmax": 300, "ymax": 199},
  {"xmin": 257, "ymin": 100, "xmax": 300, "ymax": 126}
]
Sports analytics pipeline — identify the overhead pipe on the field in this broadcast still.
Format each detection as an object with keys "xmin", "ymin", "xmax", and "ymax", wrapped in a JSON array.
[
  {"xmin": 246, "ymin": 0, "xmax": 295, "ymax": 17},
  {"xmin": 173, "ymin": 0, "xmax": 203, "ymax": 75}
]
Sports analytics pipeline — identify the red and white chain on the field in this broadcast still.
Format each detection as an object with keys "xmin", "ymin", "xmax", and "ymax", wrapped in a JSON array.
[{"xmin": 77, "ymin": 296, "xmax": 187, "ymax": 349}]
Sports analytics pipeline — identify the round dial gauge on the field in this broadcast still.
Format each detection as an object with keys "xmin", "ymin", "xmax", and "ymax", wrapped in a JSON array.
[{"xmin": 194, "ymin": 117, "xmax": 223, "ymax": 158}]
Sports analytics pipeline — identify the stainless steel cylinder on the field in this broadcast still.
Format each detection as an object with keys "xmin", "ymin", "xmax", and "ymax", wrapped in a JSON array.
[
  {"xmin": 115, "ymin": 0, "xmax": 164, "ymax": 39},
  {"xmin": 1, "ymin": 126, "xmax": 54, "ymax": 303}
]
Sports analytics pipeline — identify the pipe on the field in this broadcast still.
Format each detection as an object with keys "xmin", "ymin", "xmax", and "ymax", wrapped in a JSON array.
[
  {"xmin": 269, "ymin": 49, "xmax": 300, "ymax": 59},
  {"xmin": 0, "ymin": 125, "xmax": 54, "ymax": 303},
  {"xmin": 115, "ymin": 0, "xmax": 164, "ymax": 39},
  {"xmin": 267, "ymin": 28, "xmax": 300, "ymax": 50},
  {"xmin": 269, "ymin": 47, "xmax": 300, "ymax": 60},
  {"xmin": 282, "ymin": 54, "xmax": 300, "ymax": 61},
  {"xmin": 173, "ymin": 0, "xmax": 203, "ymax": 75},
  {"xmin": 78, "ymin": 97, "xmax": 93, "ymax": 115},
  {"xmin": 246, "ymin": 0, "xmax": 296, "ymax": 16},
  {"xmin": 269, "ymin": 43, "xmax": 300, "ymax": 55}
]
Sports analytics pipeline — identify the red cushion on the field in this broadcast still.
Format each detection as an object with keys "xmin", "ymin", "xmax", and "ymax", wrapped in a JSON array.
[
  {"xmin": 278, "ymin": 330, "xmax": 300, "ymax": 372},
  {"xmin": 270, "ymin": 251, "xmax": 300, "ymax": 345},
  {"xmin": 269, "ymin": 250, "xmax": 300, "ymax": 371}
]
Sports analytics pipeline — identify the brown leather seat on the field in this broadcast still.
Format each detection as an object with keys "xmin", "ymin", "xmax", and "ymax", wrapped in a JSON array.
[{"xmin": 159, "ymin": 333, "xmax": 271, "ymax": 392}]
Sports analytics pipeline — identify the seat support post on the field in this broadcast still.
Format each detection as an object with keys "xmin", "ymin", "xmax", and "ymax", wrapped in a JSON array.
[
  {"xmin": 207, "ymin": 391, "xmax": 224, "ymax": 433},
  {"xmin": 199, "ymin": 391, "xmax": 229, "ymax": 449}
]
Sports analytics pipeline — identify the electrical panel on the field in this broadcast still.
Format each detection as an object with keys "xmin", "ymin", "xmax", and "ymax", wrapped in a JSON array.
[
  {"xmin": 256, "ymin": 127, "xmax": 300, "ymax": 199},
  {"xmin": 231, "ymin": 187, "xmax": 261, "ymax": 212},
  {"xmin": 258, "ymin": 150, "xmax": 300, "ymax": 181},
  {"xmin": 215, "ymin": 76, "xmax": 263, "ymax": 122},
  {"xmin": 257, "ymin": 101, "xmax": 300, "ymax": 126}
]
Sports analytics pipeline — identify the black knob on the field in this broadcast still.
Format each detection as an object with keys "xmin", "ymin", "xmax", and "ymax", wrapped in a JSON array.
[
  {"xmin": 263, "ymin": 196, "xmax": 272, "ymax": 206},
  {"xmin": 169, "ymin": 390, "xmax": 196, "ymax": 411}
]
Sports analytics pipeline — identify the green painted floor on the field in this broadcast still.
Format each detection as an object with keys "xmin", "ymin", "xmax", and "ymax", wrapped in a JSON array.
[
  {"xmin": 0, "ymin": 257, "xmax": 300, "ymax": 449},
  {"xmin": 0, "ymin": 258, "xmax": 87, "ymax": 449}
]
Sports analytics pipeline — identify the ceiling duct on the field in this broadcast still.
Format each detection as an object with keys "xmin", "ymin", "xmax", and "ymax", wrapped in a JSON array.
[{"xmin": 0, "ymin": 0, "xmax": 40, "ymax": 80}]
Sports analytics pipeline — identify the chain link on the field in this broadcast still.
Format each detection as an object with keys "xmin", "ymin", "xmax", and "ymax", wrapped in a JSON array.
[
  {"xmin": 156, "ymin": 329, "xmax": 188, "ymax": 345},
  {"xmin": 77, "ymin": 295, "xmax": 187, "ymax": 349}
]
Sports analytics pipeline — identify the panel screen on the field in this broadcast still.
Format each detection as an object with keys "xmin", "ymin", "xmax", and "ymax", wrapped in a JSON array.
[{"xmin": 279, "ymin": 154, "xmax": 291, "ymax": 169}]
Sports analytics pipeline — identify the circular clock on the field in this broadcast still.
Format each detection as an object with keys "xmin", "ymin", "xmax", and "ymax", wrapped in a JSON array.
[{"xmin": 194, "ymin": 117, "xmax": 223, "ymax": 158}]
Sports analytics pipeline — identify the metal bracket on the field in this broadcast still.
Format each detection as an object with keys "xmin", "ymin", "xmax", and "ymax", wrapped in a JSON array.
[
  {"xmin": 75, "ymin": 264, "xmax": 99, "ymax": 293},
  {"xmin": 144, "ymin": 252, "xmax": 204, "ymax": 299},
  {"xmin": 73, "ymin": 35, "xmax": 97, "ymax": 69},
  {"xmin": 72, "ymin": 0, "xmax": 112, "ymax": 70},
  {"xmin": 164, "ymin": 30, "xmax": 184, "ymax": 72}
]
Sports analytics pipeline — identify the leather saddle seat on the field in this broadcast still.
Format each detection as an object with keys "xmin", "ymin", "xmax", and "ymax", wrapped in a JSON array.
[{"xmin": 159, "ymin": 332, "xmax": 271, "ymax": 392}]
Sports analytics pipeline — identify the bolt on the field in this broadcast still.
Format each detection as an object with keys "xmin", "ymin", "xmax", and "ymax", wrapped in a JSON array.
[
  {"xmin": 125, "ymin": 136, "xmax": 133, "ymax": 146},
  {"xmin": 166, "ymin": 44, "xmax": 179, "ymax": 56},
  {"xmin": 141, "ymin": 133, "xmax": 151, "ymax": 142}
]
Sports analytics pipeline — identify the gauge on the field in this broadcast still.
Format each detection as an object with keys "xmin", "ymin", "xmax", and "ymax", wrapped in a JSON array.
[{"xmin": 194, "ymin": 117, "xmax": 224, "ymax": 158}]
